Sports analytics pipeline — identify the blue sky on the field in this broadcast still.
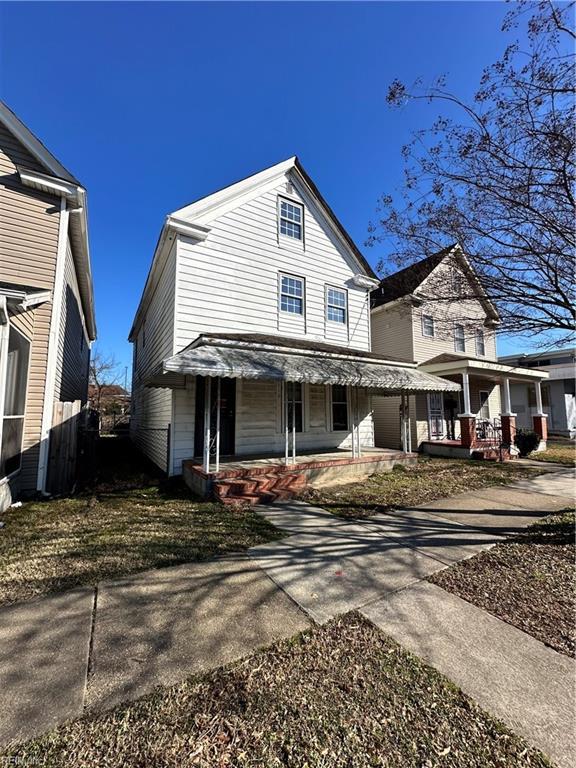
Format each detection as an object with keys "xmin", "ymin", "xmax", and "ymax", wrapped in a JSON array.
[{"xmin": 1, "ymin": 0, "xmax": 531, "ymax": 376}]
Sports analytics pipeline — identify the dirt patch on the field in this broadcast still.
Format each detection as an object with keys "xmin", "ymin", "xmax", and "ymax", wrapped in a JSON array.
[
  {"xmin": 4, "ymin": 613, "xmax": 551, "ymax": 768},
  {"xmin": 431, "ymin": 510, "xmax": 575, "ymax": 656},
  {"xmin": 301, "ymin": 457, "xmax": 541, "ymax": 519}
]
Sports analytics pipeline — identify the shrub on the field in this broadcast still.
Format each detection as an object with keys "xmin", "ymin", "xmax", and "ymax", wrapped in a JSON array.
[{"xmin": 515, "ymin": 430, "xmax": 541, "ymax": 457}]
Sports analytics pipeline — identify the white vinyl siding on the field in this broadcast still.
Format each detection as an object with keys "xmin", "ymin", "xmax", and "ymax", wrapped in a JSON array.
[
  {"xmin": 174, "ymin": 178, "xmax": 371, "ymax": 353},
  {"xmin": 130, "ymin": 240, "xmax": 177, "ymax": 473}
]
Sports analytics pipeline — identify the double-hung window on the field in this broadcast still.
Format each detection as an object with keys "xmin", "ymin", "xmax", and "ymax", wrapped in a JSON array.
[
  {"xmin": 279, "ymin": 199, "xmax": 303, "ymax": 241},
  {"xmin": 326, "ymin": 287, "xmax": 347, "ymax": 324},
  {"xmin": 454, "ymin": 323, "xmax": 466, "ymax": 353},
  {"xmin": 475, "ymin": 328, "xmax": 486, "ymax": 357},
  {"xmin": 280, "ymin": 274, "xmax": 304, "ymax": 315},
  {"xmin": 422, "ymin": 314, "xmax": 435, "ymax": 337},
  {"xmin": 0, "ymin": 326, "xmax": 30, "ymax": 478},
  {"xmin": 331, "ymin": 385, "xmax": 349, "ymax": 431}
]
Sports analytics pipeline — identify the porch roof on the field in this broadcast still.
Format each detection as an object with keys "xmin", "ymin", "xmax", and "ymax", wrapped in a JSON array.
[
  {"xmin": 145, "ymin": 333, "xmax": 460, "ymax": 394},
  {"xmin": 421, "ymin": 353, "xmax": 549, "ymax": 382}
]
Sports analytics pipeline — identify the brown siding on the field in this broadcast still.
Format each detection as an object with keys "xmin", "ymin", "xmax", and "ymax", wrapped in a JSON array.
[
  {"xmin": 9, "ymin": 305, "xmax": 35, "ymax": 341},
  {"xmin": 55, "ymin": 237, "xmax": 90, "ymax": 403},
  {"xmin": 0, "ymin": 122, "xmax": 60, "ymax": 492}
]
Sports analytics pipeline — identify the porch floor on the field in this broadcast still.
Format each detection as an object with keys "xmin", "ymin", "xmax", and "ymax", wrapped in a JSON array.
[
  {"xmin": 182, "ymin": 448, "xmax": 417, "ymax": 501},
  {"xmin": 206, "ymin": 447, "xmax": 409, "ymax": 473}
]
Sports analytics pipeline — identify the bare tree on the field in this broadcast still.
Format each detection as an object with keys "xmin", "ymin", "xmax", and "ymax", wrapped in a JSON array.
[
  {"xmin": 368, "ymin": 0, "xmax": 575, "ymax": 347},
  {"xmin": 89, "ymin": 348, "xmax": 121, "ymax": 412}
]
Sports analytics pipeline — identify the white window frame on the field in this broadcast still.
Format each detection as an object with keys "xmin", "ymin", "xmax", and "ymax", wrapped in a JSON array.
[
  {"xmin": 475, "ymin": 328, "xmax": 486, "ymax": 357},
  {"xmin": 454, "ymin": 323, "xmax": 466, "ymax": 353},
  {"xmin": 278, "ymin": 197, "xmax": 304, "ymax": 243},
  {"xmin": 0, "ymin": 321, "xmax": 30, "ymax": 481},
  {"xmin": 325, "ymin": 285, "xmax": 348, "ymax": 325},
  {"xmin": 422, "ymin": 314, "xmax": 435, "ymax": 338},
  {"xmin": 279, "ymin": 273, "xmax": 305, "ymax": 316}
]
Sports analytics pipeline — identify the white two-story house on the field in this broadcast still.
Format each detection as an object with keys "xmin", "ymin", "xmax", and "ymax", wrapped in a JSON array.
[
  {"xmin": 370, "ymin": 245, "xmax": 550, "ymax": 456},
  {"xmin": 129, "ymin": 157, "xmax": 457, "ymax": 502}
]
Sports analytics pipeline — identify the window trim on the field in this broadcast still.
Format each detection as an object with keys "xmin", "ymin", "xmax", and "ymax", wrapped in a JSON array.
[
  {"xmin": 330, "ymin": 383, "xmax": 350, "ymax": 432},
  {"xmin": 278, "ymin": 196, "xmax": 304, "ymax": 244},
  {"xmin": 325, "ymin": 285, "xmax": 348, "ymax": 325},
  {"xmin": 454, "ymin": 322, "xmax": 466, "ymax": 353},
  {"xmin": 475, "ymin": 327, "xmax": 486, "ymax": 357},
  {"xmin": 278, "ymin": 272, "xmax": 305, "ymax": 317},
  {"xmin": 422, "ymin": 314, "xmax": 435, "ymax": 338}
]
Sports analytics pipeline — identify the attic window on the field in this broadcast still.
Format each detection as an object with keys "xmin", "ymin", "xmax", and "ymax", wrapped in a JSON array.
[
  {"xmin": 279, "ymin": 198, "xmax": 303, "ymax": 241},
  {"xmin": 475, "ymin": 328, "xmax": 486, "ymax": 357},
  {"xmin": 454, "ymin": 324, "xmax": 466, "ymax": 353}
]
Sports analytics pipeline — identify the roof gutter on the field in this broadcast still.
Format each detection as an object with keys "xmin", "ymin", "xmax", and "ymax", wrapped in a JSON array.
[{"xmin": 17, "ymin": 167, "xmax": 96, "ymax": 341}]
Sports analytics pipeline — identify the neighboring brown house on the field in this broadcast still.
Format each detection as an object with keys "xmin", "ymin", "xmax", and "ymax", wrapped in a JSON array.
[{"xmin": 0, "ymin": 101, "xmax": 96, "ymax": 510}]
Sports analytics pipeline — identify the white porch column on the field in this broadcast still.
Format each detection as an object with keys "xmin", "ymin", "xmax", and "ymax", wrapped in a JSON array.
[
  {"xmin": 502, "ymin": 376, "xmax": 513, "ymax": 415},
  {"xmin": 535, "ymin": 379, "xmax": 544, "ymax": 414},
  {"xmin": 284, "ymin": 382, "xmax": 289, "ymax": 465},
  {"xmin": 406, "ymin": 395, "xmax": 412, "ymax": 453},
  {"xmin": 356, "ymin": 388, "xmax": 362, "ymax": 458},
  {"xmin": 400, "ymin": 393, "xmax": 407, "ymax": 453},
  {"xmin": 203, "ymin": 377, "xmax": 212, "ymax": 472},
  {"xmin": 460, "ymin": 371, "xmax": 473, "ymax": 416},
  {"xmin": 214, "ymin": 377, "xmax": 221, "ymax": 472}
]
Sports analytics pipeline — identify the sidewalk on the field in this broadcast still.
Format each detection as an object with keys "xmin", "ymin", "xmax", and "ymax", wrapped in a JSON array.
[{"xmin": 0, "ymin": 469, "xmax": 573, "ymax": 759}]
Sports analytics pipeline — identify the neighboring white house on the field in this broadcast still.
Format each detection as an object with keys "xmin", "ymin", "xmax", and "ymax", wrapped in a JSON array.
[
  {"xmin": 498, "ymin": 349, "xmax": 575, "ymax": 438},
  {"xmin": 129, "ymin": 157, "xmax": 456, "ymax": 499},
  {"xmin": 370, "ymin": 245, "xmax": 550, "ymax": 457}
]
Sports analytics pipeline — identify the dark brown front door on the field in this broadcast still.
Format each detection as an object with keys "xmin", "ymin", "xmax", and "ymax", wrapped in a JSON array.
[{"xmin": 194, "ymin": 377, "xmax": 236, "ymax": 458}]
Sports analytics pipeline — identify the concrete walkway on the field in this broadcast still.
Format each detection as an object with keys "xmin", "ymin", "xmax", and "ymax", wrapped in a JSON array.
[
  {"xmin": 0, "ymin": 468, "xmax": 573, "ymax": 762},
  {"xmin": 363, "ymin": 582, "xmax": 575, "ymax": 768},
  {"xmin": 0, "ymin": 555, "xmax": 309, "ymax": 745}
]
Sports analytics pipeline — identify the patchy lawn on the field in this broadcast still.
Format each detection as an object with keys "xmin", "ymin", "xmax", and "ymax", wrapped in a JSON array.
[
  {"xmin": 4, "ymin": 613, "xmax": 551, "ymax": 768},
  {"xmin": 0, "ymin": 438, "xmax": 282, "ymax": 607},
  {"xmin": 431, "ymin": 510, "xmax": 575, "ymax": 657},
  {"xmin": 529, "ymin": 439, "xmax": 576, "ymax": 467},
  {"xmin": 301, "ymin": 458, "xmax": 542, "ymax": 519}
]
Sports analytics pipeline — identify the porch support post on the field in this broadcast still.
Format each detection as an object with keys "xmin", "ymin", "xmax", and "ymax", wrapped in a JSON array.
[
  {"xmin": 501, "ymin": 377, "xmax": 513, "ymax": 415},
  {"xmin": 400, "ymin": 393, "xmax": 407, "ymax": 453},
  {"xmin": 356, "ymin": 388, "xmax": 362, "ymax": 458},
  {"xmin": 292, "ymin": 387, "xmax": 296, "ymax": 465},
  {"xmin": 458, "ymin": 370, "xmax": 476, "ymax": 449},
  {"xmin": 284, "ymin": 382, "xmax": 289, "ymax": 465},
  {"xmin": 203, "ymin": 377, "xmax": 211, "ymax": 473},
  {"xmin": 500, "ymin": 377, "xmax": 516, "ymax": 447},
  {"xmin": 350, "ymin": 386, "xmax": 357, "ymax": 459},
  {"xmin": 214, "ymin": 377, "xmax": 221, "ymax": 472},
  {"xmin": 461, "ymin": 371, "xmax": 473, "ymax": 416},
  {"xmin": 406, "ymin": 394, "xmax": 412, "ymax": 453},
  {"xmin": 534, "ymin": 380, "xmax": 544, "ymax": 415}
]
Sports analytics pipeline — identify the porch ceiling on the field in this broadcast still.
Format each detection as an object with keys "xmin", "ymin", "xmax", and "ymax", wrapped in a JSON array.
[
  {"xmin": 421, "ymin": 356, "xmax": 549, "ymax": 383},
  {"xmin": 145, "ymin": 335, "xmax": 460, "ymax": 394}
]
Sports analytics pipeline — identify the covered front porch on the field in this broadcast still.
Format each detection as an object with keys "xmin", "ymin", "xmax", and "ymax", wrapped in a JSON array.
[
  {"xmin": 420, "ymin": 355, "xmax": 550, "ymax": 459},
  {"xmin": 146, "ymin": 333, "xmax": 459, "ymax": 501}
]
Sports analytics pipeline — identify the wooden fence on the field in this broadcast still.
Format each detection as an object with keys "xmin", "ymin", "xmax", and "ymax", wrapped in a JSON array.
[{"xmin": 46, "ymin": 400, "xmax": 81, "ymax": 495}]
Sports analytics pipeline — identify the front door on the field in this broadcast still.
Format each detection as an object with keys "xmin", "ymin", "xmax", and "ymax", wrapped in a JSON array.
[
  {"xmin": 194, "ymin": 377, "xmax": 236, "ymax": 458},
  {"xmin": 427, "ymin": 393, "xmax": 444, "ymax": 440}
]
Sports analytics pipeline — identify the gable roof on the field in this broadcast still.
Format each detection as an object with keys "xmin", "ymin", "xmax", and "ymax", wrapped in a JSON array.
[
  {"xmin": 130, "ymin": 157, "xmax": 377, "ymax": 340},
  {"xmin": 0, "ymin": 101, "xmax": 96, "ymax": 339},
  {"xmin": 173, "ymin": 156, "xmax": 377, "ymax": 280},
  {"xmin": 371, "ymin": 244, "xmax": 499, "ymax": 322}
]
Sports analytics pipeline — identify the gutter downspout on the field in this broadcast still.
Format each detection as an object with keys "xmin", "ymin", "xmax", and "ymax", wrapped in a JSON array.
[{"xmin": 37, "ymin": 196, "xmax": 69, "ymax": 493}]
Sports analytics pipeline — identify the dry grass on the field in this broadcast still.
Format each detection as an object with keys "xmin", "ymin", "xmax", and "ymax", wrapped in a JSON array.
[
  {"xmin": 0, "ymin": 438, "xmax": 282, "ymax": 607},
  {"xmin": 529, "ymin": 439, "xmax": 576, "ymax": 467},
  {"xmin": 301, "ymin": 457, "xmax": 542, "ymax": 519},
  {"xmin": 431, "ymin": 510, "xmax": 575, "ymax": 657},
  {"xmin": 4, "ymin": 613, "xmax": 552, "ymax": 768}
]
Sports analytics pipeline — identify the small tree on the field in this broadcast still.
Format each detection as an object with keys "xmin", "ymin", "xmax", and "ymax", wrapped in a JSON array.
[
  {"xmin": 89, "ymin": 349, "xmax": 121, "ymax": 412},
  {"xmin": 368, "ymin": 0, "xmax": 575, "ymax": 347}
]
